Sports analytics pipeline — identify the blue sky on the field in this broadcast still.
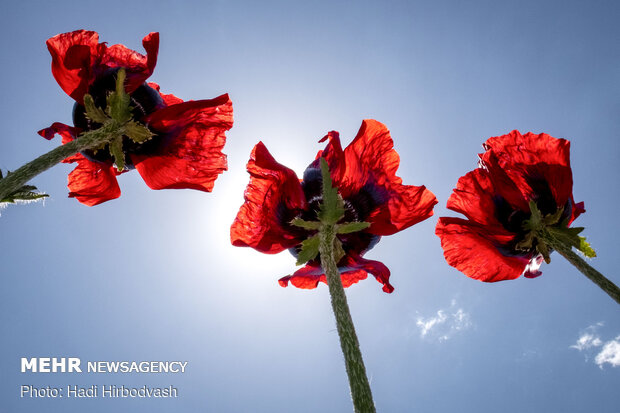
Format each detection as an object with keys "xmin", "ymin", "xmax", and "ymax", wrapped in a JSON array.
[{"xmin": 1, "ymin": 0, "xmax": 619, "ymax": 412}]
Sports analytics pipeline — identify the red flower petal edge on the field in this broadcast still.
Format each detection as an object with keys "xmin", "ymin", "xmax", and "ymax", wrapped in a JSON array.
[
  {"xmin": 231, "ymin": 120, "xmax": 437, "ymax": 292},
  {"xmin": 435, "ymin": 130, "xmax": 584, "ymax": 282},
  {"xmin": 46, "ymin": 30, "xmax": 158, "ymax": 104},
  {"xmin": 39, "ymin": 30, "xmax": 233, "ymax": 205}
]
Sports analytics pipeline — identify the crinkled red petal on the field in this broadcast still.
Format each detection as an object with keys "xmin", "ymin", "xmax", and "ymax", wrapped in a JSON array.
[
  {"xmin": 435, "ymin": 217, "xmax": 530, "ymax": 282},
  {"xmin": 37, "ymin": 122, "xmax": 82, "ymax": 163},
  {"xmin": 304, "ymin": 121, "xmax": 437, "ymax": 236},
  {"xmin": 316, "ymin": 130, "xmax": 346, "ymax": 184},
  {"xmin": 278, "ymin": 262, "xmax": 327, "ymax": 289},
  {"xmin": 67, "ymin": 158, "xmax": 121, "ymax": 206},
  {"xmin": 343, "ymin": 253, "xmax": 394, "ymax": 293},
  {"xmin": 482, "ymin": 130, "xmax": 575, "ymax": 210},
  {"xmin": 480, "ymin": 152, "xmax": 531, "ymax": 212},
  {"xmin": 98, "ymin": 32, "xmax": 159, "ymax": 94},
  {"xmin": 571, "ymin": 201, "xmax": 585, "ymax": 224},
  {"xmin": 46, "ymin": 30, "xmax": 159, "ymax": 103},
  {"xmin": 446, "ymin": 168, "xmax": 509, "ymax": 226},
  {"xmin": 483, "ymin": 130, "xmax": 571, "ymax": 169},
  {"xmin": 231, "ymin": 142, "xmax": 307, "ymax": 254},
  {"xmin": 278, "ymin": 253, "xmax": 394, "ymax": 293},
  {"xmin": 368, "ymin": 182, "xmax": 437, "ymax": 236},
  {"xmin": 132, "ymin": 94, "xmax": 233, "ymax": 192},
  {"xmin": 46, "ymin": 30, "xmax": 100, "ymax": 102},
  {"xmin": 340, "ymin": 120, "xmax": 437, "ymax": 235}
]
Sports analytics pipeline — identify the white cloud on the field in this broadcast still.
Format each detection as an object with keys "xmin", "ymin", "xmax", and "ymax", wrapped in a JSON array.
[
  {"xmin": 416, "ymin": 310, "xmax": 447, "ymax": 337},
  {"xmin": 570, "ymin": 333, "xmax": 602, "ymax": 351},
  {"xmin": 415, "ymin": 300, "xmax": 471, "ymax": 341},
  {"xmin": 571, "ymin": 323, "xmax": 620, "ymax": 369},
  {"xmin": 594, "ymin": 337, "xmax": 620, "ymax": 368}
]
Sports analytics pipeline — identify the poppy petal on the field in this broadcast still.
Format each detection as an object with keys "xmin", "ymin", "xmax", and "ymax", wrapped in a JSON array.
[
  {"xmin": 231, "ymin": 141, "xmax": 307, "ymax": 254},
  {"xmin": 340, "ymin": 120, "xmax": 437, "ymax": 235},
  {"xmin": 435, "ymin": 217, "xmax": 531, "ymax": 282},
  {"xmin": 368, "ymin": 182, "xmax": 437, "ymax": 236},
  {"xmin": 484, "ymin": 130, "xmax": 570, "ymax": 168},
  {"xmin": 315, "ymin": 130, "xmax": 346, "ymax": 184},
  {"xmin": 482, "ymin": 130, "xmax": 574, "ymax": 208},
  {"xmin": 132, "ymin": 94, "xmax": 233, "ymax": 192},
  {"xmin": 571, "ymin": 201, "xmax": 585, "ymax": 224},
  {"xmin": 335, "ymin": 119, "xmax": 398, "ymax": 195},
  {"xmin": 278, "ymin": 254, "xmax": 393, "ymax": 292},
  {"xmin": 38, "ymin": 122, "xmax": 78, "ymax": 144},
  {"xmin": 46, "ymin": 30, "xmax": 100, "ymax": 102},
  {"xmin": 99, "ymin": 32, "xmax": 159, "ymax": 94},
  {"xmin": 67, "ymin": 158, "xmax": 121, "ymax": 206},
  {"xmin": 342, "ymin": 253, "xmax": 394, "ymax": 293},
  {"xmin": 278, "ymin": 263, "xmax": 327, "ymax": 289},
  {"xmin": 446, "ymin": 168, "xmax": 507, "ymax": 226},
  {"xmin": 278, "ymin": 264, "xmax": 368, "ymax": 290}
]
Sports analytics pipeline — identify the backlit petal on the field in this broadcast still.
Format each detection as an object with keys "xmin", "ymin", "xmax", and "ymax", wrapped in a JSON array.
[
  {"xmin": 231, "ymin": 141, "xmax": 307, "ymax": 254},
  {"xmin": 46, "ymin": 30, "xmax": 100, "ymax": 102},
  {"xmin": 133, "ymin": 94, "xmax": 233, "ymax": 192},
  {"xmin": 339, "ymin": 120, "xmax": 437, "ymax": 235},
  {"xmin": 67, "ymin": 158, "xmax": 121, "ymax": 206},
  {"xmin": 99, "ymin": 32, "xmax": 159, "ymax": 94},
  {"xmin": 278, "ymin": 253, "xmax": 393, "ymax": 293},
  {"xmin": 436, "ymin": 217, "xmax": 531, "ymax": 282}
]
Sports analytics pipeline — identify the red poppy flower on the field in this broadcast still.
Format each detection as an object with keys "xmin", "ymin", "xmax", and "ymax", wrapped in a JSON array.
[
  {"xmin": 38, "ymin": 30, "xmax": 233, "ymax": 206},
  {"xmin": 435, "ymin": 130, "xmax": 585, "ymax": 282},
  {"xmin": 231, "ymin": 120, "xmax": 437, "ymax": 292}
]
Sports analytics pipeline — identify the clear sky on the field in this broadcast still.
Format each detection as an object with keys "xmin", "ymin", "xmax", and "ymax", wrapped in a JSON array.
[{"xmin": 1, "ymin": 0, "xmax": 619, "ymax": 412}]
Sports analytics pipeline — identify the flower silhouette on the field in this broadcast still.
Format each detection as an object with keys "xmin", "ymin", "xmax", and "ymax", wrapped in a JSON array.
[
  {"xmin": 436, "ymin": 130, "xmax": 585, "ymax": 282},
  {"xmin": 231, "ymin": 120, "xmax": 437, "ymax": 292},
  {"xmin": 39, "ymin": 30, "xmax": 233, "ymax": 206}
]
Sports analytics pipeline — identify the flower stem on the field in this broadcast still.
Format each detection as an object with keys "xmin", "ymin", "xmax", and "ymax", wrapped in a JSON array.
[
  {"xmin": 0, "ymin": 123, "xmax": 119, "ymax": 202},
  {"xmin": 319, "ymin": 223, "xmax": 376, "ymax": 413},
  {"xmin": 542, "ymin": 233, "xmax": 620, "ymax": 306}
]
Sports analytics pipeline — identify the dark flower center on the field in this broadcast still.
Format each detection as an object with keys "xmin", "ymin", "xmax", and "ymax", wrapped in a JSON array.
[
  {"xmin": 493, "ymin": 177, "xmax": 572, "ymax": 255},
  {"xmin": 72, "ymin": 68, "xmax": 165, "ymax": 168},
  {"xmin": 286, "ymin": 166, "xmax": 384, "ymax": 263}
]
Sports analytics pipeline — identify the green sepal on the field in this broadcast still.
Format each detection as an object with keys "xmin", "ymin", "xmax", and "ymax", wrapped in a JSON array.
[
  {"xmin": 523, "ymin": 200, "xmax": 543, "ymax": 231},
  {"xmin": 547, "ymin": 226, "xmax": 585, "ymax": 250},
  {"xmin": 106, "ymin": 68, "xmax": 132, "ymax": 123},
  {"xmin": 296, "ymin": 234, "xmax": 320, "ymax": 265},
  {"xmin": 108, "ymin": 136, "xmax": 126, "ymax": 172},
  {"xmin": 543, "ymin": 206, "xmax": 564, "ymax": 226},
  {"xmin": 291, "ymin": 217, "xmax": 321, "ymax": 230},
  {"xmin": 83, "ymin": 94, "xmax": 109, "ymax": 124},
  {"xmin": 318, "ymin": 157, "xmax": 345, "ymax": 225},
  {"xmin": 333, "ymin": 237, "xmax": 346, "ymax": 264},
  {"xmin": 336, "ymin": 221, "xmax": 370, "ymax": 234},
  {"xmin": 514, "ymin": 231, "xmax": 535, "ymax": 252},
  {"xmin": 578, "ymin": 237, "xmax": 597, "ymax": 258},
  {"xmin": 124, "ymin": 120, "xmax": 154, "ymax": 143},
  {"xmin": 524, "ymin": 199, "xmax": 596, "ymax": 260},
  {"xmin": 536, "ymin": 241, "xmax": 552, "ymax": 264}
]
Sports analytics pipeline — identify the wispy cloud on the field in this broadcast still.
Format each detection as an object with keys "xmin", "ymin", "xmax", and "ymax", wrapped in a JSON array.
[
  {"xmin": 415, "ymin": 299, "xmax": 471, "ymax": 342},
  {"xmin": 570, "ymin": 333, "xmax": 602, "ymax": 351},
  {"xmin": 416, "ymin": 310, "xmax": 448, "ymax": 337},
  {"xmin": 571, "ymin": 323, "xmax": 620, "ymax": 368}
]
